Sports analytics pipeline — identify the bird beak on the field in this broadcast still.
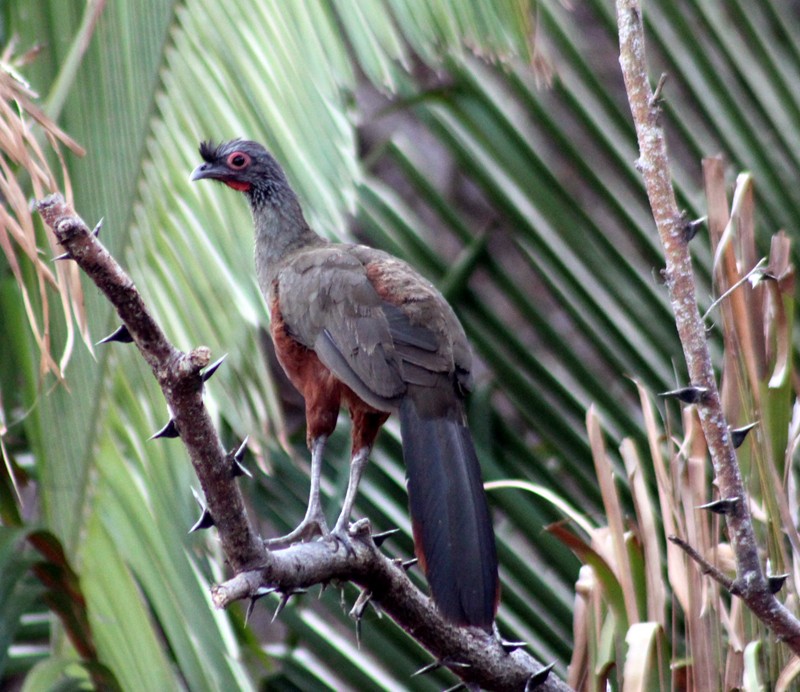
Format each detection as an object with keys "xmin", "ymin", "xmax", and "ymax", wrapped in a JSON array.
[
  {"xmin": 190, "ymin": 162, "xmax": 220, "ymax": 182},
  {"xmin": 190, "ymin": 162, "xmax": 252, "ymax": 192}
]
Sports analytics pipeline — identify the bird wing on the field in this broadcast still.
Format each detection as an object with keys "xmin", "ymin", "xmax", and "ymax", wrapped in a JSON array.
[{"xmin": 275, "ymin": 244, "xmax": 472, "ymax": 411}]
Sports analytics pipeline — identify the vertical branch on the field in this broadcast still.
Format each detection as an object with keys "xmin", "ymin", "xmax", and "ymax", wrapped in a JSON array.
[{"xmin": 615, "ymin": 0, "xmax": 800, "ymax": 650}]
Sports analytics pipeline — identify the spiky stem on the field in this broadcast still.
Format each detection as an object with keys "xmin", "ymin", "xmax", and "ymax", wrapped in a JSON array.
[{"xmin": 616, "ymin": 0, "xmax": 800, "ymax": 650}]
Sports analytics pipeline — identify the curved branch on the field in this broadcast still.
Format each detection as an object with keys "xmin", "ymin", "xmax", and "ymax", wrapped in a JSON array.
[
  {"xmin": 615, "ymin": 0, "xmax": 800, "ymax": 650},
  {"xmin": 36, "ymin": 194, "xmax": 571, "ymax": 691}
]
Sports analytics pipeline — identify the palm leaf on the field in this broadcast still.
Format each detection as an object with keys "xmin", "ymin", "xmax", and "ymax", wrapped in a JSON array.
[{"xmin": 5, "ymin": 0, "xmax": 800, "ymax": 687}]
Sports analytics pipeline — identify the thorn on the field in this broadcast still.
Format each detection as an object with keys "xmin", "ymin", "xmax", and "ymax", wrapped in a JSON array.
[
  {"xmin": 244, "ymin": 599, "xmax": 256, "ymax": 624},
  {"xmin": 350, "ymin": 589, "xmax": 374, "ymax": 647},
  {"xmin": 201, "ymin": 354, "xmax": 227, "ymax": 382},
  {"xmin": 350, "ymin": 589, "xmax": 373, "ymax": 625},
  {"xmin": 500, "ymin": 639, "xmax": 528, "ymax": 653},
  {"xmin": 412, "ymin": 657, "xmax": 470, "ymax": 677},
  {"xmin": 354, "ymin": 613, "xmax": 362, "ymax": 647},
  {"xmin": 746, "ymin": 264, "xmax": 770, "ymax": 288},
  {"xmin": 658, "ymin": 386, "xmax": 709, "ymax": 404},
  {"xmin": 245, "ymin": 586, "xmax": 277, "ymax": 625},
  {"xmin": 52, "ymin": 250, "xmax": 72, "ymax": 261},
  {"xmin": 149, "ymin": 417, "xmax": 179, "ymax": 440},
  {"xmin": 411, "ymin": 660, "xmax": 441, "ymax": 677},
  {"xmin": 190, "ymin": 508, "xmax": 215, "ymax": 532},
  {"xmin": 271, "ymin": 594, "xmax": 289, "ymax": 623},
  {"xmin": 97, "ymin": 324, "xmax": 133, "ymax": 345},
  {"xmin": 231, "ymin": 459, "xmax": 251, "ymax": 478},
  {"xmin": 731, "ymin": 422, "xmax": 758, "ymax": 449},
  {"xmin": 369, "ymin": 599, "xmax": 383, "ymax": 618},
  {"xmin": 650, "ymin": 72, "xmax": 668, "ymax": 104},
  {"xmin": 683, "ymin": 215, "xmax": 706, "ymax": 242},
  {"xmin": 233, "ymin": 436, "xmax": 249, "ymax": 462},
  {"xmin": 702, "ymin": 258, "xmax": 769, "ymax": 322},
  {"xmin": 401, "ymin": 557, "xmax": 418, "ymax": 571},
  {"xmin": 272, "ymin": 588, "xmax": 307, "ymax": 623},
  {"xmin": 442, "ymin": 685, "xmax": 466, "ymax": 692},
  {"xmin": 91, "ymin": 218, "xmax": 103, "ymax": 237},
  {"xmin": 697, "ymin": 497, "xmax": 740, "ymax": 515},
  {"xmin": 245, "ymin": 599, "xmax": 256, "ymax": 624},
  {"xmin": 525, "ymin": 662, "xmax": 556, "ymax": 690},
  {"xmin": 230, "ymin": 437, "xmax": 252, "ymax": 478},
  {"xmin": 372, "ymin": 528, "xmax": 400, "ymax": 547},
  {"xmin": 769, "ymin": 574, "xmax": 789, "ymax": 594},
  {"xmin": 189, "ymin": 487, "xmax": 215, "ymax": 532}
]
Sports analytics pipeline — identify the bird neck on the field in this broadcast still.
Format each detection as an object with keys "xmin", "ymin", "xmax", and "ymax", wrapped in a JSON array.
[{"xmin": 250, "ymin": 184, "xmax": 327, "ymax": 297}]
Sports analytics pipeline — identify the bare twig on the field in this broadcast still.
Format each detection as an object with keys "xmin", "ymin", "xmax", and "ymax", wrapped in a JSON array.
[
  {"xmin": 35, "ymin": 194, "xmax": 570, "ymax": 691},
  {"xmin": 616, "ymin": 0, "xmax": 800, "ymax": 651},
  {"xmin": 667, "ymin": 535, "xmax": 737, "ymax": 594},
  {"xmin": 701, "ymin": 258, "xmax": 768, "ymax": 322}
]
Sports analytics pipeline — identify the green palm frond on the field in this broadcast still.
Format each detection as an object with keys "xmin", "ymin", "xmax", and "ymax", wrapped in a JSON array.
[{"xmin": 4, "ymin": 0, "xmax": 800, "ymax": 688}]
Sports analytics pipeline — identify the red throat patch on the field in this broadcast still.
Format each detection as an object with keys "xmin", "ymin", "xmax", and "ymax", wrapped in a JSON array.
[{"xmin": 224, "ymin": 180, "xmax": 251, "ymax": 192}]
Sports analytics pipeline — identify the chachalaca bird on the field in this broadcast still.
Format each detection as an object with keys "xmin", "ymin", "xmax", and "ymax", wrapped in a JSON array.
[{"xmin": 191, "ymin": 139, "xmax": 499, "ymax": 628}]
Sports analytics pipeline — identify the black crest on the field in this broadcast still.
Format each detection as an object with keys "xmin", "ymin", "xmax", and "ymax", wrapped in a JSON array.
[
  {"xmin": 198, "ymin": 140, "xmax": 221, "ymax": 163},
  {"xmin": 198, "ymin": 139, "xmax": 244, "ymax": 163}
]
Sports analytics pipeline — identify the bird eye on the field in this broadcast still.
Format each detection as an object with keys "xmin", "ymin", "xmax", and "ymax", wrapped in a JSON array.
[{"xmin": 227, "ymin": 152, "xmax": 250, "ymax": 169}]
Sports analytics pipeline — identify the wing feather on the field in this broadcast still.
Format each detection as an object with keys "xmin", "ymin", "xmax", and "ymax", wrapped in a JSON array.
[{"xmin": 276, "ymin": 244, "xmax": 471, "ymax": 409}]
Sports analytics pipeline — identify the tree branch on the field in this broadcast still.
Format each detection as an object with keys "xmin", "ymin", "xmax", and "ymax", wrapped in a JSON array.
[
  {"xmin": 616, "ymin": 0, "xmax": 800, "ymax": 650},
  {"xmin": 36, "ymin": 194, "xmax": 570, "ymax": 691}
]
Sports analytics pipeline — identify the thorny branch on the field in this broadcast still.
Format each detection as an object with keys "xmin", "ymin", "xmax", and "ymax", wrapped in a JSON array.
[
  {"xmin": 35, "ymin": 194, "xmax": 570, "ymax": 691},
  {"xmin": 616, "ymin": 0, "xmax": 800, "ymax": 651}
]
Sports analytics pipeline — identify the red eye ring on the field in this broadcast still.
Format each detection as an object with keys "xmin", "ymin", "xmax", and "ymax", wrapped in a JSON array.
[{"xmin": 227, "ymin": 151, "xmax": 250, "ymax": 169}]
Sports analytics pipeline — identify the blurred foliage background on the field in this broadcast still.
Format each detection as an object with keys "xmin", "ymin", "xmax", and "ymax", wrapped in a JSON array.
[{"xmin": 1, "ymin": 0, "xmax": 800, "ymax": 689}]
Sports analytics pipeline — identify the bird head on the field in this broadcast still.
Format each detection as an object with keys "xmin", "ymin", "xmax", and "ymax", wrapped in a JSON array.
[{"xmin": 191, "ymin": 139, "xmax": 289, "ymax": 199}]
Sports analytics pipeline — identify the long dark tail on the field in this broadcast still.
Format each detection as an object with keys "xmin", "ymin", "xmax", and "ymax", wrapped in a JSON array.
[{"xmin": 399, "ymin": 398, "xmax": 499, "ymax": 629}]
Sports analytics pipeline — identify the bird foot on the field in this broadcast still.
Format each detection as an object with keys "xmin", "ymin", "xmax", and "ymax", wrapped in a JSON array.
[
  {"xmin": 328, "ymin": 519, "xmax": 360, "ymax": 557},
  {"xmin": 264, "ymin": 513, "xmax": 329, "ymax": 549}
]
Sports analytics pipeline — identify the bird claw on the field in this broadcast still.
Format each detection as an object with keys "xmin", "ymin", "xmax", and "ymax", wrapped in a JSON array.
[
  {"xmin": 265, "ymin": 514, "xmax": 329, "ymax": 549},
  {"xmin": 328, "ymin": 525, "xmax": 357, "ymax": 557}
]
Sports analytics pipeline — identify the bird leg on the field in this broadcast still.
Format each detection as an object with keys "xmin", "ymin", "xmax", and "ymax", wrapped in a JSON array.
[
  {"xmin": 330, "ymin": 446, "xmax": 371, "ymax": 540},
  {"xmin": 265, "ymin": 435, "xmax": 330, "ymax": 548}
]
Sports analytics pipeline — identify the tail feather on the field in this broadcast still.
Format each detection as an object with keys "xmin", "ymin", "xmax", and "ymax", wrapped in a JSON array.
[{"xmin": 399, "ymin": 398, "xmax": 498, "ymax": 628}]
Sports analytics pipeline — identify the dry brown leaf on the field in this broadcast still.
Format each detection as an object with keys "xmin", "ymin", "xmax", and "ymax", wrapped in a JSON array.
[
  {"xmin": 0, "ymin": 44, "xmax": 88, "ymax": 383},
  {"xmin": 620, "ymin": 438, "xmax": 666, "ymax": 628},
  {"xmin": 587, "ymin": 405, "xmax": 640, "ymax": 626}
]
